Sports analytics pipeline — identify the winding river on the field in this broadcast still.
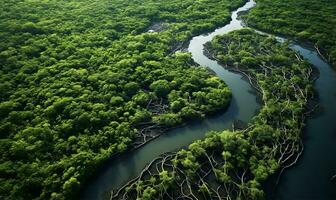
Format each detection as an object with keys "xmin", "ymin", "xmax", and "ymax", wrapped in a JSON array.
[
  {"xmin": 81, "ymin": 0, "xmax": 336, "ymax": 199},
  {"xmin": 270, "ymin": 41, "xmax": 336, "ymax": 200}
]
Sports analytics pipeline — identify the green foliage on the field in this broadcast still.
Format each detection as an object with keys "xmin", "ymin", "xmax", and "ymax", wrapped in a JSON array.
[
  {"xmin": 243, "ymin": 0, "xmax": 336, "ymax": 66},
  {"xmin": 124, "ymin": 82, "xmax": 140, "ymax": 97},
  {"xmin": 153, "ymin": 113, "xmax": 182, "ymax": 127},
  {"xmin": 150, "ymin": 80, "xmax": 171, "ymax": 98},
  {"xmin": 123, "ymin": 29, "xmax": 313, "ymax": 200},
  {"xmin": 0, "ymin": 0, "xmax": 241, "ymax": 199}
]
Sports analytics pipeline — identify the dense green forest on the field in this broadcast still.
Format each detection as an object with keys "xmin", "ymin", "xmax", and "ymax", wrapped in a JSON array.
[
  {"xmin": 0, "ymin": 0, "xmax": 248, "ymax": 199},
  {"xmin": 112, "ymin": 29, "xmax": 314, "ymax": 200},
  {"xmin": 243, "ymin": 0, "xmax": 336, "ymax": 66}
]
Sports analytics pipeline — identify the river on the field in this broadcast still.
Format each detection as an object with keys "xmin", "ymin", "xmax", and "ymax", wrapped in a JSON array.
[
  {"xmin": 269, "ymin": 43, "xmax": 336, "ymax": 200},
  {"xmin": 81, "ymin": 0, "xmax": 336, "ymax": 199}
]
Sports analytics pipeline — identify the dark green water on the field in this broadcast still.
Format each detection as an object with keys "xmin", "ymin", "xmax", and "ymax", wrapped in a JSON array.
[
  {"xmin": 81, "ymin": 1, "xmax": 259, "ymax": 199},
  {"xmin": 81, "ymin": 0, "xmax": 336, "ymax": 199},
  {"xmin": 269, "ymin": 43, "xmax": 336, "ymax": 200}
]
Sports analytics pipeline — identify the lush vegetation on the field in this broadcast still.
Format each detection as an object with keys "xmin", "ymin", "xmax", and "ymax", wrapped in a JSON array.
[
  {"xmin": 112, "ymin": 29, "xmax": 315, "ymax": 200},
  {"xmin": 0, "ymin": 0, "xmax": 252, "ymax": 199},
  {"xmin": 243, "ymin": 0, "xmax": 336, "ymax": 66}
]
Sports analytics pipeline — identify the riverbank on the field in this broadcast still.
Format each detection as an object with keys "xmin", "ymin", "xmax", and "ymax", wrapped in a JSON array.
[
  {"xmin": 109, "ymin": 15, "xmax": 320, "ymax": 200},
  {"xmin": 267, "ymin": 37, "xmax": 336, "ymax": 200},
  {"xmin": 204, "ymin": 29, "xmax": 322, "ymax": 198},
  {"xmin": 84, "ymin": 0, "xmax": 336, "ymax": 199},
  {"xmin": 80, "ymin": 1, "xmax": 261, "ymax": 199},
  {"xmin": 242, "ymin": 0, "xmax": 336, "ymax": 67},
  {"xmin": 111, "ymin": 1, "xmax": 316, "ymax": 199},
  {"xmin": 258, "ymin": 41, "xmax": 336, "ymax": 200}
]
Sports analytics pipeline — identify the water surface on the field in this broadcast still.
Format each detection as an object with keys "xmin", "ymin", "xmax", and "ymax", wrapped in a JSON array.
[
  {"xmin": 80, "ymin": 1, "xmax": 259, "ymax": 199},
  {"xmin": 270, "ymin": 44, "xmax": 336, "ymax": 200},
  {"xmin": 81, "ymin": 0, "xmax": 336, "ymax": 199}
]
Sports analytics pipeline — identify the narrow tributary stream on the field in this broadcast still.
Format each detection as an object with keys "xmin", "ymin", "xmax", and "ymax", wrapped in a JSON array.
[{"xmin": 81, "ymin": 0, "xmax": 336, "ymax": 199}]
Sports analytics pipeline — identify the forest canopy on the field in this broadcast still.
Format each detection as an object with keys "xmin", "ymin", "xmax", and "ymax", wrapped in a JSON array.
[
  {"xmin": 111, "ymin": 29, "xmax": 315, "ymax": 200},
  {"xmin": 243, "ymin": 0, "xmax": 336, "ymax": 66},
  {"xmin": 0, "ymin": 0, "xmax": 245, "ymax": 199}
]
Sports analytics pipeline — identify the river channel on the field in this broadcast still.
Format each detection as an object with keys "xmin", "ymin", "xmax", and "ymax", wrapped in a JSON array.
[{"xmin": 81, "ymin": 0, "xmax": 336, "ymax": 199}]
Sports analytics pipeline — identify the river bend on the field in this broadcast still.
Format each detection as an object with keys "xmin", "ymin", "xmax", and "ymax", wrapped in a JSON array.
[{"xmin": 81, "ymin": 0, "xmax": 336, "ymax": 199}]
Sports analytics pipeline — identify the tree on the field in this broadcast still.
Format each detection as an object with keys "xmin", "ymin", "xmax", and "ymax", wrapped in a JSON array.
[
  {"xmin": 110, "ymin": 96, "xmax": 124, "ymax": 106},
  {"xmin": 153, "ymin": 113, "xmax": 181, "ymax": 127},
  {"xmin": 150, "ymin": 80, "xmax": 171, "ymax": 98},
  {"xmin": 180, "ymin": 106, "xmax": 203, "ymax": 120},
  {"xmin": 142, "ymin": 186, "xmax": 156, "ymax": 200},
  {"xmin": 170, "ymin": 99, "xmax": 185, "ymax": 113},
  {"xmin": 62, "ymin": 177, "xmax": 80, "ymax": 198},
  {"xmin": 133, "ymin": 92, "xmax": 151, "ymax": 107},
  {"xmin": 131, "ymin": 110, "xmax": 152, "ymax": 124},
  {"xmin": 0, "ymin": 101, "xmax": 18, "ymax": 119},
  {"xmin": 124, "ymin": 82, "xmax": 140, "ymax": 96}
]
